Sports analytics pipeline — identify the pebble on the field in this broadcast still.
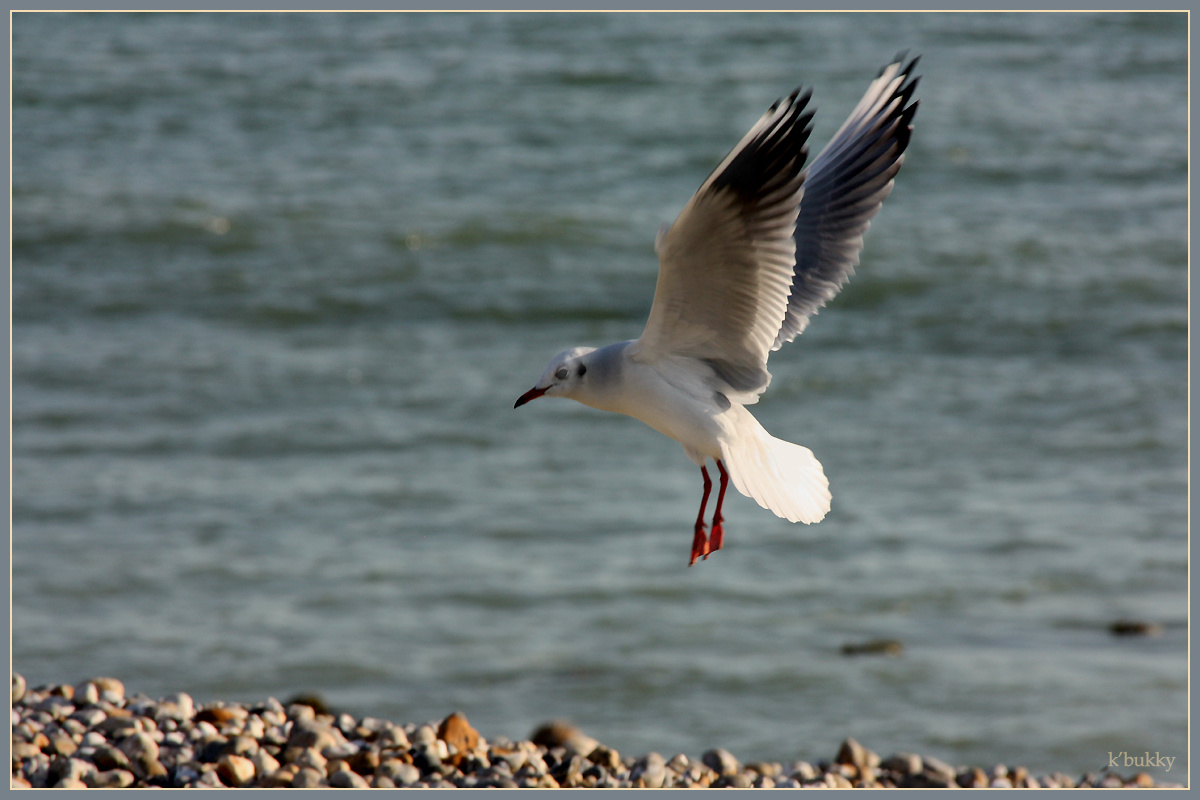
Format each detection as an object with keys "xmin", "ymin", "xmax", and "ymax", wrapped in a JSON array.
[
  {"xmin": 702, "ymin": 746, "xmax": 741, "ymax": 776},
  {"xmin": 7, "ymin": 672, "xmax": 1182, "ymax": 789}
]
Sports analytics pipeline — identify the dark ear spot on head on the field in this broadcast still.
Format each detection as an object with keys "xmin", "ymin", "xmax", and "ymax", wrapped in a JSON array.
[{"xmin": 577, "ymin": 364, "xmax": 587, "ymax": 377}]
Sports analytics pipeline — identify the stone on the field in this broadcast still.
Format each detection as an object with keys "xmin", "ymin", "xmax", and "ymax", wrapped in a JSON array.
[
  {"xmin": 716, "ymin": 773, "xmax": 753, "ymax": 788},
  {"xmin": 69, "ymin": 707, "xmax": 107, "ymax": 729},
  {"xmin": 841, "ymin": 638, "xmax": 905, "ymax": 656},
  {"xmin": 791, "ymin": 760, "xmax": 818, "ymax": 782},
  {"xmin": 632, "ymin": 752, "xmax": 666, "ymax": 788},
  {"xmin": 412, "ymin": 742, "xmax": 445, "ymax": 774},
  {"xmin": 88, "ymin": 743, "xmax": 132, "ymax": 772},
  {"xmin": 49, "ymin": 756, "xmax": 95, "ymax": 785},
  {"xmin": 1109, "ymin": 619, "xmax": 1163, "ymax": 637},
  {"xmin": 72, "ymin": 681, "xmax": 100, "ymax": 707},
  {"xmin": 955, "ymin": 766, "xmax": 987, "ymax": 787},
  {"xmin": 293, "ymin": 746, "xmax": 328, "ymax": 773},
  {"xmin": 377, "ymin": 759, "xmax": 421, "ymax": 786},
  {"xmin": 156, "ymin": 693, "xmax": 195, "ymax": 722},
  {"xmin": 260, "ymin": 766, "xmax": 296, "ymax": 788},
  {"xmin": 118, "ymin": 731, "xmax": 159, "ymax": 770},
  {"xmin": 35, "ymin": 695, "xmax": 74, "ymax": 719},
  {"xmin": 252, "ymin": 747, "xmax": 280, "ymax": 779},
  {"xmin": 349, "ymin": 745, "xmax": 381, "ymax": 776},
  {"xmin": 287, "ymin": 718, "xmax": 349, "ymax": 755},
  {"xmin": 587, "ymin": 744, "xmax": 622, "ymax": 772},
  {"xmin": 437, "ymin": 711, "xmax": 480, "ymax": 766},
  {"xmin": 378, "ymin": 725, "xmax": 409, "ymax": 749},
  {"xmin": 84, "ymin": 769, "xmax": 135, "ymax": 788},
  {"xmin": 217, "ymin": 754, "xmax": 256, "ymax": 787},
  {"xmin": 330, "ymin": 768, "xmax": 370, "ymax": 788},
  {"xmin": 97, "ymin": 714, "xmax": 139, "ymax": 738},
  {"xmin": 551, "ymin": 753, "xmax": 588, "ymax": 787},
  {"xmin": 89, "ymin": 678, "xmax": 125, "ymax": 705},
  {"xmin": 922, "ymin": 755, "xmax": 957, "ymax": 784},
  {"xmin": 835, "ymin": 737, "xmax": 880, "ymax": 772},
  {"xmin": 411, "ymin": 724, "xmax": 437, "ymax": 746},
  {"xmin": 286, "ymin": 693, "xmax": 331, "ymax": 716},
  {"xmin": 221, "ymin": 734, "xmax": 259, "ymax": 757},
  {"xmin": 827, "ymin": 771, "xmax": 854, "ymax": 788},
  {"xmin": 883, "ymin": 752, "xmax": 923, "ymax": 775},
  {"xmin": 702, "ymin": 747, "xmax": 740, "ymax": 777},
  {"xmin": 46, "ymin": 730, "xmax": 78, "ymax": 758},
  {"xmin": 12, "ymin": 672, "xmax": 26, "ymax": 704},
  {"xmin": 291, "ymin": 766, "xmax": 326, "ymax": 788},
  {"xmin": 530, "ymin": 719, "xmax": 599, "ymax": 757},
  {"xmin": 746, "ymin": 760, "xmax": 782, "ymax": 778}
]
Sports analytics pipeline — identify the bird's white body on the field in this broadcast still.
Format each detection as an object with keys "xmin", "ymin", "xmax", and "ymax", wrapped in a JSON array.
[
  {"xmin": 537, "ymin": 340, "xmax": 831, "ymax": 525},
  {"xmin": 516, "ymin": 55, "xmax": 920, "ymax": 564}
]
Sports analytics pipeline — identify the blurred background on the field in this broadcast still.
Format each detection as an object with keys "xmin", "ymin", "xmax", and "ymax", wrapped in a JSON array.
[{"xmin": 11, "ymin": 12, "xmax": 1187, "ymax": 777}]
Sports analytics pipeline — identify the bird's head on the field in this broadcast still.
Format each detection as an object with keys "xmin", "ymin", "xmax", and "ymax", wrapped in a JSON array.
[{"xmin": 514, "ymin": 346, "xmax": 596, "ymax": 408}]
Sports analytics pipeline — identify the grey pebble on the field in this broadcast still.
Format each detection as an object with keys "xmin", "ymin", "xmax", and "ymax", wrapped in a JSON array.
[
  {"xmin": 329, "ymin": 768, "xmax": 370, "ymax": 788},
  {"xmin": 290, "ymin": 766, "xmax": 326, "ymax": 788},
  {"xmin": 631, "ymin": 751, "xmax": 666, "ymax": 788},
  {"xmin": 378, "ymin": 760, "xmax": 421, "ymax": 786},
  {"xmin": 923, "ymin": 754, "xmax": 958, "ymax": 783},
  {"xmin": 882, "ymin": 751, "xmax": 923, "ymax": 775},
  {"xmin": 702, "ymin": 746, "xmax": 741, "ymax": 777}
]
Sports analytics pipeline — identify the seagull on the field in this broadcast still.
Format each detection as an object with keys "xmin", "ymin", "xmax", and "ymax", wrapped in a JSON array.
[{"xmin": 515, "ymin": 54, "xmax": 920, "ymax": 566}]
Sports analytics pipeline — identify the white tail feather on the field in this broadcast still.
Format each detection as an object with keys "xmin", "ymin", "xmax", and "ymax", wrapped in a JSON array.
[{"xmin": 722, "ymin": 428, "xmax": 831, "ymax": 524}]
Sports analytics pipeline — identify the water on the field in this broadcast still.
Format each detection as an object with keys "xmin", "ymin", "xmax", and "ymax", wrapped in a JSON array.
[{"xmin": 12, "ymin": 12, "xmax": 1187, "ymax": 778}]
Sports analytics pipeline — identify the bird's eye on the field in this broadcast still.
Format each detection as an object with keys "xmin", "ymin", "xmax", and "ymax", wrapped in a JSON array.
[{"xmin": 555, "ymin": 367, "xmax": 568, "ymax": 380}]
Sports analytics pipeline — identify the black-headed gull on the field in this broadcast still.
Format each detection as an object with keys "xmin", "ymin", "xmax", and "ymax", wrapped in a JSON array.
[{"xmin": 516, "ymin": 55, "xmax": 920, "ymax": 566}]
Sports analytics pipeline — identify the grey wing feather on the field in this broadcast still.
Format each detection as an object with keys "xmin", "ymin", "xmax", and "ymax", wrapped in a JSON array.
[{"xmin": 771, "ymin": 53, "xmax": 921, "ymax": 350}]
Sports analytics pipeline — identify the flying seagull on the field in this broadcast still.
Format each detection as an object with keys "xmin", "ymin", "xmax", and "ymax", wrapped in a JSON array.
[{"xmin": 515, "ymin": 54, "xmax": 920, "ymax": 566}]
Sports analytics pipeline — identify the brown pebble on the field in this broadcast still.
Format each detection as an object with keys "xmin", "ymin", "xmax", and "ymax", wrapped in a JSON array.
[
  {"xmin": 217, "ymin": 754, "xmax": 256, "ymax": 787},
  {"xmin": 349, "ymin": 746, "xmax": 381, "ymax": 775},
  {"xmin": 438, "ymin": 712, "xmax": 480, "ymax": 767},
  {"xmin": 587, "ymin": 744, "xmax": 622, "ymax": 772},
  {"xmin": 89, "ymin": 743, "xmax": 132, "ymax": 772},
  {"xmin": 196, "ymin": 706, "xmax": 247, "ymax": 726},
  {"xmin": 1109, "ymin": 619, "xmax": 1163, "ymax": 637},
  {"xmin": 841, "ymin": 638, "xmax": 905, "ymax": 656},
  {"xmin": 1134, "ymin": 772, "xmax": 1155, "ymax": 788},
  {"xmin": 286, "ymin": 693, "xmax": 332, "ymax": 716}
]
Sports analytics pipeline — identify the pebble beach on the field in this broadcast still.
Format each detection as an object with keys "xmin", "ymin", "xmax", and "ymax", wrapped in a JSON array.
[{"xmin": 11, "ymin": 674, "xmax": 1181, "ymax": 789}]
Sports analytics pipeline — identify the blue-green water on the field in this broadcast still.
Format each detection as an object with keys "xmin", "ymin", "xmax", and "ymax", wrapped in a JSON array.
[{"xmin": 12, "ymin": 12, "xmax": 1187, "ymax": 778}]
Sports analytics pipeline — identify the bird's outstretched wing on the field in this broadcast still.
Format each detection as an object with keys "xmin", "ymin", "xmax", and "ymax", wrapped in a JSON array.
[
  {"xmin": 631, "ymin": 54, "xmax": 920, "ymax": 402},
  {"xmin": 772, "ymin": 54, "xmax": 920, "ymax": 349},
  {"xmin": 631, "ymin": 87, "xmax": 814, "ymax": 401}
]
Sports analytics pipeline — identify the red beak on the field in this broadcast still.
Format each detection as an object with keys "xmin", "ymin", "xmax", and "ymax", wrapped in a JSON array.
[{"xmin": 514, "ymin": 386, "xmax": 547, "ymax": 408}]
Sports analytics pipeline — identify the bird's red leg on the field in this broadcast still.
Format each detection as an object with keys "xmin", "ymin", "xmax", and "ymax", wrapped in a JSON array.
[
  {"xmin": 690, "ymin": 465, "xmax": 713, "ymax": 567},
  {"xmin": 709, "ymin": 460, "xmax": 730, "ymax": 553}
]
